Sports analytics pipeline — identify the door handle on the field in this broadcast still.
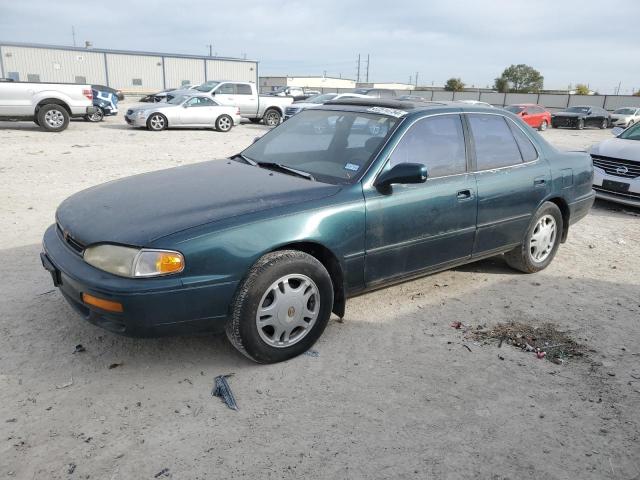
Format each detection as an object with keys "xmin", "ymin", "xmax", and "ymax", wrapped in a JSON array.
[
  {"xmin": 534, "ymin": 177, "xmax": 546, "ymax": 187},
  {"xmin": 457, "ymin": 189, "xmax": 472, "ymax": 200}
]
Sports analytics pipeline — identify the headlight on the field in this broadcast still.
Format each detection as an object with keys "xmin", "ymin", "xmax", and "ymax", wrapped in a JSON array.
[
  {"xmin": 83, "ymin": 244, "xmax": 184, "ymax": 278},
  {"xmin": 136, "ymin": 110, "xmax": 148, "ymax": 117}
]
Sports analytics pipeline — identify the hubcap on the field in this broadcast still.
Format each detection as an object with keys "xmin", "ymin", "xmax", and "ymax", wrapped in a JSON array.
[
  {"xmin": 255, "ymin": 274, "xmax": 320, "ymax": 348},
  {"xmin": 265, "ymin": 112, "xmax": 279, "ymax": 126},
  {"xmin": 529, "ymin": 214, "xmax": 556, "ymax": 263},
  {"xmin": 150, "ymin": 115, "xmax": 164, "ymax": 130},
  {"xmin": 540, "ymin": 121, "xmax": 547, "ymax": 131},
  {"xmin": 45, "ymin": 109, "xmax": 64, "ymax": 128},
  {"xmin": 219, "ymin": 116, "xmax": 231, "ymax": 130}
]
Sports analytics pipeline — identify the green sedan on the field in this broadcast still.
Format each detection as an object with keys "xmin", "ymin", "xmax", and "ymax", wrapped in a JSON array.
[{"xmin": 41, "ymin": 99, "xmax": 595, "ymax": 363}]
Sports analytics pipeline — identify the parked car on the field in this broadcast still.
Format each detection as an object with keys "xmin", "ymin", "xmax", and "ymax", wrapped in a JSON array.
[
  {"xmin": 456, "ymin": 100, "xmax": 495, "ymax": 108},
  {"xmin": 352, "ymin": 88, "xmax": 397, "ymax": 98},
  {"xmin": 138, "ymin": 92, "xmax": 173, "ymax": 103},
  {"xmin": 505, "ymin": 104, "xmax": 552, "ymax": 131},
  {"xmin": 41, "ymin": 99, "xmax": 594, "ymax": 363},
  {"xmin": 91, "ymin": 84, "xmax": 124, "ymax": 101},
  {"xmin": 173, "ymin": 81, "xmax": 293, "ymax": 126},
  {"xmin": 85, "ymin": 87, "xmax": 119, "ymax": 122},
  {"xmin": 0, "ymin": 81, "xmax": 96, "ymax": 131},
  {"xmin": 589, "ymin": 123, "xmax": 640, "ymax": 207},
  {"xmin": 124, "ymin": 93, "xmax": 241, "ymax": 132},
  {"xmin": 551, "ymin": 105, "xmax": 610, "ymax": 130},
  {"xmin": 283, "ymin": 93, "xmax": 369, "ymax": 120},
  {"xmin": 610, "ymin": 107, "xmax": 640, "ymax": 128},
  {"xmin": 398, "ymin": 95, "xmax": 430, "ymax": 102}
]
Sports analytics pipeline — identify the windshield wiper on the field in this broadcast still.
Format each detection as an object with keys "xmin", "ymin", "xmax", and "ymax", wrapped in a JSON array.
[
  {"xmin": 257, "ymin": 162, "xmax": 315, "ymax": 181},
  {"xmin": 232, "ymin": 153, "xmax": 257, "ymax": 166}
]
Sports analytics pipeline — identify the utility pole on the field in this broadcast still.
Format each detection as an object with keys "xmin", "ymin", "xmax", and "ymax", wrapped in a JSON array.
[
  {"xmin": 208, "ymin": 44, "xmax": 213, "ymax": 57},
  {"xmin": 71, "ymin": 26, "xmax": 76, "ymax": 47},
  {"xmin": 415, "ymin": 71, "xmax": 419, "ymax": 87},
  {"xmin": 323, "ymin": 70, "xmax": 327, "ymax": 78},
  {"xmin": 356, "ymin": 54, "xmax": 361, "ymax": 83},
  {"xmin": 409, "ymin": 75, "xmax": 412, "ymax": 85},
  {"xmin": 615, "ymin": 81, "xmax": 621, "ymax": 95},
  {"xmin": 366, "ymin": 54, "xmax": 370, "ymax": 83}
]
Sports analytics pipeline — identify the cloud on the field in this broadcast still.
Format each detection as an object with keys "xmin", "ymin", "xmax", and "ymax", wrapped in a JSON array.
[{"xmin": 1, "ymin": 0, "xmax": 638, "ymax": 93}]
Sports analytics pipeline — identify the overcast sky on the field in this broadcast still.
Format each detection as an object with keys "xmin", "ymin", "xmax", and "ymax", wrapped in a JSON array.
[{"xmin": 1, "ymin": 0, "xmax": 638, "ymax": 93}]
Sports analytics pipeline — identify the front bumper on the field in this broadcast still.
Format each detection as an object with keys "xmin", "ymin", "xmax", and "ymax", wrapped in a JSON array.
[
  {"xmin": 593, "ymin": 167, "xmax": 640, "ymax": 207},
  {"xmin": 124, "ymin": 114, "xmax": 147, "ymax": 127},
  {"xmin": 41, "ymin": 224, "xmax": 237, "ymax": 337},
  {"xmin": 552, "ymin": 116, "xmax": 579, "ymax": 128}
]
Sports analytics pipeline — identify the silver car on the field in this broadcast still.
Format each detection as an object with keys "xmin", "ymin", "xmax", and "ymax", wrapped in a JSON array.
[
  {"xmin": 610, "ymin": 107, "xmax": 640, "ymax": 128},
  {"xmin": 124, "ymin": 94, "xmax": 241, "ymax": 132},
  {"xmin": 590, "ymin": 123, "xmax": 640, "ymax": 207}
]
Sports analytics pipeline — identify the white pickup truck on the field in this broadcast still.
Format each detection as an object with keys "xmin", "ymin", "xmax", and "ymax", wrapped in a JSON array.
[
  {"xmin": 0, "ymin": 80, "xmax": 96, "ymax": 131},
  {"xmin": 173, "ymin": 81, "xmax": 293, "ymax": 126}
]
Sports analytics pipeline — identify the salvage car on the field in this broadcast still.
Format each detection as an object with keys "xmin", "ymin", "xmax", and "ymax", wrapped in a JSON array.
[
  {"xmin": 505, "ymin": 104, "xmax": 552, "ymax": 131},
  {"xmin": 85, "ymin": 87, "xmax": 119, "ymax": 122},
  {"xmin": 610, "ymin": 107, "xmax": 640, "ymax": 128},
  {"xmin": 590, "ymin": 122, "xmax": 640, "ymax": 207},
  {"xmin": 551, "ymin": 105, "xmax": 610, "ymax": 130},
  {"xmin": 41, "ymin": 99, "xmax": 594, "ymax": 363},
  {"xmin": 124, "ymin": 93, "xmax": 240, "ymax": 132}
]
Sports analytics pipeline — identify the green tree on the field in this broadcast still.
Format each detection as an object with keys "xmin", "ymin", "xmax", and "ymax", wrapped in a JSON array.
[
  {"xmin": 496, "ymin": 64, "xmax": 543, "ymax": 93},
  {"xmin": 633, "ymin": 90, "xmax": 640, "ymax": 97},
  {"xmin": 574, "ymin": 84, "xmax": 590, "ymax": 95},
  {"xmin": 444, "ymin": 78, "xmax": 465, "ymax": 92},
  {"xmin": 493, "ymin": 77, "xmax": 509, "ymax": 93}
]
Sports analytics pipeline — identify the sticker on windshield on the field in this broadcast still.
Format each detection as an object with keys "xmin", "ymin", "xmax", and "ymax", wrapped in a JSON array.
[
  {"xmin": 367, "ymin": 106, "xmax": 407, "ymax": 118},
  {"xmin": 344, "ymin": 163, "xmax": 360, "ymax": 172}
]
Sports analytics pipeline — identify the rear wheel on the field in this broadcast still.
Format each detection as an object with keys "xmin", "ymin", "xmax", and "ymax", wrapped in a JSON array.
[
  {"xmin": 226, "ymin": 250, "xmax": 334, "ymax": 364},
  {"xmin": 146, "ymin": 113, "xmax": 167, "ymax": 131},
  {"xmin": 263, "ymin": 108, "xmax": 282, "ymax": 127},
  {"xmin": 538, "ymin": 120, "xmax": 548, "ymax": 131},
  {"xmin": 576, "ymin": 118, "xmax": 584, "ymax": 130},
  {"xmin": 37, "ymin": 104, "xmax": 69, "ymax": 132},
  {"xmin": 600, "ymin": 118, "xmax": 608, "ymax": 129},
  {"xmin": 85, "ymin": 108, "xmax": 104, "ymax": 122},
  {"xmin": 215, "ymin": 114, "xmax": 233, "ymax": 132},
  {"xmin": 504, "ymin": 202, "xmax": 563, "ymax": 273}
]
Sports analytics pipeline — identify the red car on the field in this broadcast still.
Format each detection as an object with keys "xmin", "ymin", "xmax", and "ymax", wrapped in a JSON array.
[{"xmin": 505, "ymin": 104, "xmax": 552, "ymax": 131}]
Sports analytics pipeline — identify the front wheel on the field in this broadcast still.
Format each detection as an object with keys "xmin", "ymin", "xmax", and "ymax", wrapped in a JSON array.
[
  {"xmin": 215, "ymin": 114, "xmax": 233, "ymax": 132},
  {"xmin": 600, "ymin": 119, "xmax": 608, "ymax": 129},
  {"xmin": 146, "ymin": 113, "xmax": 167, "ymax": 131},
  {"xmin": 576, "ymin": 118, "xmax": 584, "ymax": 130},
  {"xmin": 263, "ymin": 108, "xmax": 282, "ymax": 127},
  {"xmin": 504, "ymin": 202, "xmax": 563, "ymax": 273},
  {"xmin": 538, "ymin": 120, "xmax": 548, "ymax": 131},
  {"xmin": 226, "ymin": 250, "xmax": 334, "ymax": 364}
]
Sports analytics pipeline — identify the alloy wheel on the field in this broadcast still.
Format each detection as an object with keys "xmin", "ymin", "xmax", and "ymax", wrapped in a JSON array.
[
  {"xmin": 529, "ymin": 215, "xmax": 556, "ymax": 263},
  {"xmin": 44, "ymin": 109, "xmax": 65, "ymax": 129}
]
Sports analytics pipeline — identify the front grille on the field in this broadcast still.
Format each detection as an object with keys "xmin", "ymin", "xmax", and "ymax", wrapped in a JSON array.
[
  {"xmin": 553, "ymin": 117, "xmax": 575, "ymax": 127},
  {"xmin": 285, "ymin": 107, "xmax": 301, "ymax": 116},
  {"xmin": 57, "ymin": 224, "xmax": 86, "ymax": 254},
  {"xmin": 594, "ymin": 186, "xmax": 640, "ymax": 199},
  {"xmin": 591, "ymin": 155, "xmax": 640, "ymax": 179},
  {"xmin": 126, "ymin": 109, "xmax": 133, "ymax": 115}
]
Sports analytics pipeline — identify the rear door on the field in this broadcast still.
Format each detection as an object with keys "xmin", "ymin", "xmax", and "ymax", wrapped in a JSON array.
[
  {"xmin": 363, "ymin": 114, "xmax": 477, "ymax": 285},
  {"xmin": 467, "ymin": 113, "xmax": 551, "ymax": 255}
]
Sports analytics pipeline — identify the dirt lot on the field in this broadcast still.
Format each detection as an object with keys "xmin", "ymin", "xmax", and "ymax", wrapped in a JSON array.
[{"xmin": 1, "ymin": 110, "xmax": 639, "ymax": 479}]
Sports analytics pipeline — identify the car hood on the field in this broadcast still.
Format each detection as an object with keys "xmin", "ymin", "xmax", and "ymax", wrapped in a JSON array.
[
  {"xmin": 589, "ymin": 138, "xmax": 640, "ymax": 161},
  {"xmin": 289, "ymin": 102, "xmax": 319, "ymax": 109},
  {"xmin": 127, "ymin": 102, "xmax": 179, "ymax": 113},
  {"xmin": 56, "ymin": 160, "xmax": 341, "ymax": 247},
  {"xmin": 611, "ymin": 114, "xmax": 632, "ymax": 119},
  {"xmin": 553, "ymin": 112, "xmax": 584, "ymax": 118}
]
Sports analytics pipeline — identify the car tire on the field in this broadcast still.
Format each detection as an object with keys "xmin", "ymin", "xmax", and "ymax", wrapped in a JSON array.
[
  {"xmin": 215, "ymin": 114, "xmax": 233, "ymax": 132},
  {"xmin": 226, "ymin": 250, "xmax": 334, "ymax": 364},
  {"xmin": 263, "ymin": 108, "xmax": 282, "ymax": 127},
  {"xmin": 146, "ymin": 113, "xmax": 167, "ymax": 131},
  {"xmin": 600, "ymin": 119, "xmax": 608, "ymax": 129},
  {"xmin": 249, "ymin": 118, "xmax": 262, "ymax": 124},
  {"xmin": 504, "ymin": 201, "xmax": 563, "ymax": 274},
  {"xmin": 85, "ymin": 108, "xmax": 104, "ymax": 123},
  {"xmin": 538, "ymin": 120, "xmax": 548, "ymax": 131},
  {"xmin": 576, "ymin": 119, "xmax": 584, "ymax": 130},
  {"xmin": 37, "ymin": 104, "xmax": 69, "ymax": 132}
]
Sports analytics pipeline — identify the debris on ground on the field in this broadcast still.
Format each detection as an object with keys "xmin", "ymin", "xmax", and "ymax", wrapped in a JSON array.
[
  {"xmin": 212, "ymin": 375, "xmax": 238, "ymax": 411},
  {"xmin": 462, "ymin": 344, "xmax": 472, "ymax": 352},
  {"xmin": 67, "ymin": 463, "xmax": 76, "ymax": 474},
  {"xmin": 108, "ymin": 363, "xmax": 123, "ymax": 369},
  {"xmin": 451, "ymin": 321, "xmax": 462, "ymax": 329},
  {"xmin": 471, "ymin": 321, "xmax": 583, "ymax": 364},
  {"xmin": 154, "ymin": 468, "xmax": 170, "ymax": 478},
  {"xmin": 72, "ymin": 344, "xmax": 85, "ymax": 354},
  {"xmin": 304, "ymin": 349, "xmax": 320, "ymax": 357},
  {"xmin": 55, "ymin": 377, "xmax": 74, "ymax": 389}
]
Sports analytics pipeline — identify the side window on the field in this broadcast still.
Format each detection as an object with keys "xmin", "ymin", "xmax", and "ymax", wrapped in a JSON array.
[
  {"xmin": 389, "ymin": 115, "xmax": 467, "ymax": 177},
  {"xmin": 217, "ymin": 83, "xmax": 235, "ymax": 94},
  {"xmin": 235, "ymin": 84, "xmax": 252, "ymax": 95},
  {"xmin": 468, "ymin": 114, "xmax": 523, "ymax": 170},
  {"xmin": 507, "ymin": 119, "xmax": 538, "ymax": 162}
]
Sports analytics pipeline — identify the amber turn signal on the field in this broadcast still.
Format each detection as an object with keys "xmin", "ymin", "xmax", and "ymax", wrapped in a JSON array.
[{"xmin": 82, "ymin": 293, "xmax": 124, "ymax": 313}]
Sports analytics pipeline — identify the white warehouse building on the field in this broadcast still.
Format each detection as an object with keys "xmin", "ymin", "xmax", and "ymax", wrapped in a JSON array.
[{"xmin": 0, "ymin": 41, "xmax": 258, "ymax": 92}]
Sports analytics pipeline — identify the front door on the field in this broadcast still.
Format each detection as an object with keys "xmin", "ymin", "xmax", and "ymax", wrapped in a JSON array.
[
  {"xmin": 363, "ymin": 114, "xmax": 477, "ymax": 286},
  {"xmin": 179, "ymin": 96, "xmax": 217, "ymax": 126},
  {"xmin": 466, "ymin": 113, "xmax": 551, "ymax": 255}
]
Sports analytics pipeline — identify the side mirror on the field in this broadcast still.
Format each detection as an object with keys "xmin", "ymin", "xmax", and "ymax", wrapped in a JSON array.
[
  {"xmin": 611, "ymin": 126, "xmax": 624, "ymax": 136},
  {"xmin": 375, "ymin": 163, "xmax": 428, "ymax": 188},
  {"xmin": 182, "ymin": 103, "xmax": 189, "ymax": 108}
]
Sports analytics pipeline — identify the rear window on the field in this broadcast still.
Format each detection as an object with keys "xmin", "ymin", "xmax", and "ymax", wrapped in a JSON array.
[{"xmin": 468, "ymin": 114, "xmax": 523, "ymax": 170}]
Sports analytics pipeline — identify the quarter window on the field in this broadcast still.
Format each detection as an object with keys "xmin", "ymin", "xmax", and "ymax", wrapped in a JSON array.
[
  {"xmin": 507, "ymin": 120, "xmax": 538, "ymax": 162},
  {"xmin": 389, "ymin": 115, "xmax": 467, "ymax": 177},
  {"xmin": 468, "ymin": 114, "xmax": 523, "ymax": 170}
]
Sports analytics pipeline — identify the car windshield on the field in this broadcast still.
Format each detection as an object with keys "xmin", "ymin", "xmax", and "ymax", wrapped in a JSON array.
[
  {"xmin": 194, "ymin": 81, "xmax": 219, "ymax": 92},
  {"xmin": 505, "ymin": 105, "xmax": 525, "ymax": 113},
  {"xmin": 614, "ymin": 108, "xmax": 636, "ymax": 115},
  {"xmin": 305, "ymin": 94, "xmax": 337, "ymax": 104},
  {"xmin": 241, "ymin": 109, "xmax": 401, "ymax": 185},
  {"xmin": 353, "ymin": 89, "xmax": 373, "ymax": 95},
  {"xmin": 566, "ymin": 106, "xmax": 590, "ymax": 113},
  {"xmin": 167, "ymin": 95, "xmax": 189, "ymax": 105},
  {"xmin": 618, "ymin": 122, "xmax": 640, "ymax": 141}
]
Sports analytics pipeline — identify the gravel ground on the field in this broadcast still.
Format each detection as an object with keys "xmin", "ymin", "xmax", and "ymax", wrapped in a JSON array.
[{"xmin": 1, "ymin": 110, "xmax": 639, "ymax": 479}]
